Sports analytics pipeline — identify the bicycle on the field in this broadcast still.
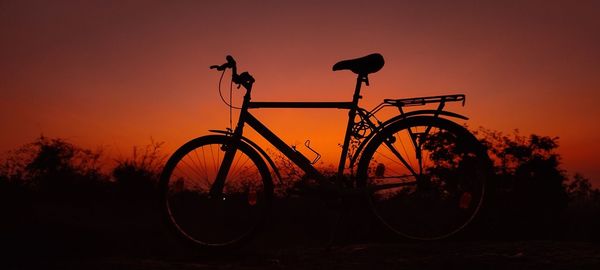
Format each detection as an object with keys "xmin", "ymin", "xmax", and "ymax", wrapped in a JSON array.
[{"xmin": 158, "ymin": 53, "xmax": 490, "ymax": 249}]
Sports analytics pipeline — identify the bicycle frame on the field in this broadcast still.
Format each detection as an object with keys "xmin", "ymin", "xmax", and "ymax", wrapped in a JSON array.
[
  {"xmin": 213, "ymin": 78, "xmax": 468, "ymax": 196},
  {"xmin": 208, "ymin": 72, "xmax": 469, "ymax": 196}
]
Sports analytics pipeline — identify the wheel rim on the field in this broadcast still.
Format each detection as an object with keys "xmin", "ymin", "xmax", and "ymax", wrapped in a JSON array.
[
  {"xmin": 164, "ymin": 140, "xmax": 267, "ymax": 246},
  {"xmin": 363, "ymin": 119, "xmax": 486, "ymax": 240}
]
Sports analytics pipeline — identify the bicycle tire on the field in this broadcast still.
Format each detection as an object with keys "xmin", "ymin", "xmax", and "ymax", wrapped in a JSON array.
[
  {"xmin": 158, "ymin": 135, "xmax": 273, "ymax": 249},
  {"xmin": 357, "ymin": 116, "xmax": 489, "ymax": 240}
]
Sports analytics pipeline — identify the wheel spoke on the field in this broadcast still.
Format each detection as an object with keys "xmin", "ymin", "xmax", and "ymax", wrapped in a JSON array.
[{"xmin": 382, "ymin": 140, "xmax": 419, "ymax": 176}]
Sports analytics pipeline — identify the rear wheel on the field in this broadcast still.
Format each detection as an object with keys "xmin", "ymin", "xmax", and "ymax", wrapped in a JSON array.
[
  {"xmin": 159, "ymin": 135, "xmax": 273, "ymax": 249},
  {"xmin": 357, "ymin": 116, "xmax": 488, "ymax": 240}
]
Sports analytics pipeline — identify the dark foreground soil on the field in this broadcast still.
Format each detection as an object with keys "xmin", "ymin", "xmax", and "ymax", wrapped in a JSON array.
[
  {"xmin": 3, "ymin": 193, "xmax": 600, "ymax": 269},
  {"xmin": 7, "ymin": 241, "xmax": 600, "ymax": 270}
]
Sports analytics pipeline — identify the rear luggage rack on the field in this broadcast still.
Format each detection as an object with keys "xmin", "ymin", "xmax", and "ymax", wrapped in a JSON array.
[
  {"xmin": 384, "ymin": 94, "xmax": 465, "ymax": 107},
  {"xmin": 360, "ymin": 94, "xmax": 467, "ymax": 131}
]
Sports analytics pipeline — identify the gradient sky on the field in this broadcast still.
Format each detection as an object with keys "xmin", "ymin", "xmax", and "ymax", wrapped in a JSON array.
[{"xmin": 1, "ymin": 1, "xmax": 599, "ymax": 184}]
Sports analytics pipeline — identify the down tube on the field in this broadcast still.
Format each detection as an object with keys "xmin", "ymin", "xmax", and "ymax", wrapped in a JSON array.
[{"xmin": 244, "ymin": 113, "xmax": 323, "ymax": 179}]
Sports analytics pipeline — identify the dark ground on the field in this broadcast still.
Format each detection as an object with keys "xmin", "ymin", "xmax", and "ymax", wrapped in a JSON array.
[
  {"xmin": 2, "ymin": 189, "xmax": 600, "ymax": 269},
  {"xmin": 4, "ymin": 199, "xmax": 600, "ymax": 270},
  {"xmin": 6, "ymin": 241, "xmax": 600, "ymax": 270}
]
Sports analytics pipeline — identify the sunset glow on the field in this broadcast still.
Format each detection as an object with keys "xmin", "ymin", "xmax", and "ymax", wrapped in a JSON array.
[{"xmin": 1, "ymin": 1, "xmax": 599, "ymax": 185}]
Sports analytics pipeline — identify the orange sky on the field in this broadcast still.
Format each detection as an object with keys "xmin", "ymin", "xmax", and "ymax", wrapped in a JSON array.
[{"xmin": 1, "ymin": 1, "xmax": 599, "ymax": 185}]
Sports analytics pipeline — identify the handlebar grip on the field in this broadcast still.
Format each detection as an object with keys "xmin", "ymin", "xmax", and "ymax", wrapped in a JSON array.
[{"xmin": 209, "ymin": 55, "xmax": 237, "ymax": 71}]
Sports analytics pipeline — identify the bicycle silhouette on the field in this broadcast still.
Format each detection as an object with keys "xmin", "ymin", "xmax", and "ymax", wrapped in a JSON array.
[{"xmin": 159, "ymin": 54, "xmax": 490, "ymax": 249}]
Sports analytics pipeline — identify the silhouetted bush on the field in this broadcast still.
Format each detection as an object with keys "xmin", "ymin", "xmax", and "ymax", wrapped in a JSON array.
[
  {"xmin": 567, "ymin": 174, "xmax": 600, "ymax": 203},
  {"xmin": 475, "ymin": 129, "xmax": 570, "ymax": 238},
  {"xmin": 564, "ymin": 174, "xmax": 600, "ymax": 240},
  {"xmin": 112, "ymin": 140, "xmax": 165, "ymax": 198},
  {"xmin": 0, "ymin": 136, "xmax": 108, "ymax": 200},
  {"xmin": 0, "ymin": 137, "xmax": 170, "ymax": 257},
  {"xmin": 0, "ymin": 130, "xmax": 598, "ymax": 258}
]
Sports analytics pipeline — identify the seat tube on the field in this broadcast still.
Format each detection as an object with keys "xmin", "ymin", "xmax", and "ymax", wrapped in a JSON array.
[{"xmin": 337, "ymin": 75, "xmax": 365, "ymax": 180}]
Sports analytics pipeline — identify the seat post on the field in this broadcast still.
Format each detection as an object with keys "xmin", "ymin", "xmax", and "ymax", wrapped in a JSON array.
[{"xmin": 352, "ymin": 75, "xmax": 366, "ymax": 101}]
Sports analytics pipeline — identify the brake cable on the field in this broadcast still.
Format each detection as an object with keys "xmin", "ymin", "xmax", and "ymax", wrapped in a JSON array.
[{"xmin": 217, "ymin": 69, "xmax": 241, "ymax": 131}]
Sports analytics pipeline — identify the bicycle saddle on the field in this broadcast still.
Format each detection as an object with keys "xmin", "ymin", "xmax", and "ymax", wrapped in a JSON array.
[{"xmin": 332, "ymin": 53, "xmax": 384, "ymax": 75}]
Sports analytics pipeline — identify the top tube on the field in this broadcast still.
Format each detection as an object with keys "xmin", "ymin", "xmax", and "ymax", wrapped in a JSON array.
[{"xmin": 247, "ymin": 101, "xmax": 354, "ymax": 109}]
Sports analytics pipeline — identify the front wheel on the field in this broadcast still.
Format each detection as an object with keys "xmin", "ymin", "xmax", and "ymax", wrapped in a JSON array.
[
  {"xmin": 357, "ymin": 116, "xmax": 489, "ymax": 240},
  {"xmin": 158, "ymin": 135, "xmax": 273, "ymax": 249}
]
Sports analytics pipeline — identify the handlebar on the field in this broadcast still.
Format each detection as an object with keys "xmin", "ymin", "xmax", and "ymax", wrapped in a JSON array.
[
  {"xmin": 209, "ymin": 55, "xmax": 236, "ymax": 71},
  {"xmin": 210, "ymin": 55, "xmax": 254, "ymax": 91}
]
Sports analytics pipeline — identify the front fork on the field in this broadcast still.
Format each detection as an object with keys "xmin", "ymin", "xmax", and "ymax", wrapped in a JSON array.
[
  {"xmin": 208, "ymin": 136, "xmax": 239, "ymax": 198},
  {"xmin": 209, "ymin": 89, "xmax": 252, "ymax": 198}
]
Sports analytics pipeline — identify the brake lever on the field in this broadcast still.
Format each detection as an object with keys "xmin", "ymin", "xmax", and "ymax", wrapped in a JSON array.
[{"xmin": 233, "ymin": 72, "xmax": 254, "ymax": 90}]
